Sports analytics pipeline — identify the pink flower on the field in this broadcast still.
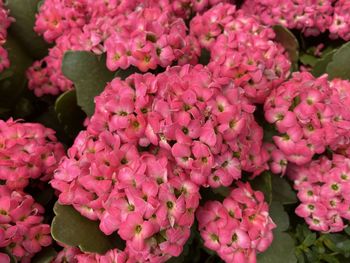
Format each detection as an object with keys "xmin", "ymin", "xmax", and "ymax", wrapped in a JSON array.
[
  {"xmin": 118, "ymin": 212, "xmax": 157, "ymax": 250},
  {"xmin": 289, "ymin": 154, "xmax": 350, "ymax": 232},
  {"xmin": 196, "ymin": 182, "xmax": 275, "ymax": 262}
]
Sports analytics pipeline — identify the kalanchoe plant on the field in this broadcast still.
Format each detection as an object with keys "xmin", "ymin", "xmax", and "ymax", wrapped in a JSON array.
[{"xmin": 3, "ymin": 0, "xmax": 350, "ymax": 262}]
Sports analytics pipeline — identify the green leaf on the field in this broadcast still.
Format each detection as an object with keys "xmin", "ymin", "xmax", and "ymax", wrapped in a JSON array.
[
  {"xmin": 51, "ymin": 203, "xmax": 125, "ymax": 254},
  {"xmin": 0, "ymin": 35, "xmax": 33, "ymax": 108},
  {"xmin": 250, "ymin": 172, "xmax": 272, "ymax": 204},
  {"xmin": 299, "ymin": 53, "xmax": 319, "ymax": 67},
  {"xmin": 269, "ymin": 201, "xmax": 289, "ymax": 232},
  {"xmin": 198, "ymin": 49, "xmax": 211, "ymax": 66},
  {"xmin": 320, "ymin": 254, "xmax": 340, "ymax": 263},
  {"xmin": 271, "ymin": 176, "xmax": 297, "ymax": 205},
  {"xmin": 326, "ymin": 42, "xmax": 350, "ymax": 80},
  {"xmin": 345, "ymin": 226, "xmax": 350, "ymax": 236},
  {"xmin": 311, "ymin": 49, "xmax": 337, "ymax": 77},
  {"xmin": 114, "ymin": 66, "xmax": 141, "ymax": 80},
  {"xmin": 33, "ymin": 106, "xmax": 69, "ymax": 145},
  {"xmin": 5, "ymin": 0, "xmax": 49, "ymax": 59},
  {"xmin": 55, "ymin": 89, "xmax": 86, "ymax": 138},
  {"xmin": 258, "ymin": 231, "xmax": 297, "ymax": 263},
  {"xmin": 212, "ymin": 186, "xmax": 231, "ymax": 198},
  {"xmin": 324, "ymin": 234, "xmax": 350, "ymax": 255},
  {"xmin": 302, "ymin": 233, "xmax": 317, "ymax": 248},
  {"xmin": 61, "ymin": 51, "xmax": 114, "ymax": 116},
  {"xmin": 273, "ymin": 25, "xmax": 299, "ymax": 72},
  {"xmin": 31, "ymin": 246, "xmax": 57, "ymax": 263}
]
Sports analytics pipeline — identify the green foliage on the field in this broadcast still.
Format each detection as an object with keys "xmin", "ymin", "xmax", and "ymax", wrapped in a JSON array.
[
  {"xmin": 61, "ymin": 51, "xmax": 114, "ymax": 116},
  {"xmin": 273, "ymin": 25, "xmax": 300, "ymax": 72},
  {"xmin": 5, "ymin": 0, "xmax": 49, "ymax": 59},
  {"xmin": 31, "ymin": 247, "xmax": 57, "ymax": 263},
  {"xmin": 294, "ymin": 224, "xmax": 350, "ymax": 263},
  {"xmin": 326, "ymin": 42, "xmax": 350, "ymax": 80},
  {"xmin": 258, "ymin": 201, "xmax": 297, "ymax": 263},
  {"xmin": 0, "ymin": 35, "xmax": 32, "ymax": 108},
  {"xmin": 51, "ymin": 203, "xmax": 125, "ymax": 254},
  {"xmin": 250, "ymin": 172, "xmax": 297, "ymax": 205},
  {"xmin": 55, "ymin": 89, "xmax": 86, "ymax": 138}
]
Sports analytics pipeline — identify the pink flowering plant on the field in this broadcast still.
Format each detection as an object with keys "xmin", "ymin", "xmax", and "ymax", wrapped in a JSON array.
[{"xmin": 3, "ymin": 0, "xmax": 350, "ymax": 262}]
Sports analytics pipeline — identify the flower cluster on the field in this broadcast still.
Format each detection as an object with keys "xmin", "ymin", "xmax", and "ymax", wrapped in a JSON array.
[
  {"xmin": 264, "ymin": 72, "xmax": 350, "ymax": 165},
  {"xmin": 51, "ymin": 64, "xmax": 269, "ymax": 261},
  {"xmin": 0, "ymin": 0, "xmax": 11, "ymax": 72},
  {"xmin": 0, "ymin": 186, "xmax": 51, "ymax": 262},
  {"xmin": 89, "ymin": 64, "xmax": 268, "ymax": 185},
  {"xmin": 53, "ymin": 246, "xmax": 127, "ymax": 263},
  {"xmin": 52, "ymin": 130, "xmax": 200, "ymax": 262},
  {"xmin": 190, "ymin": 4, "xmax": 291, "ymax": 103},
  {"xmin": 242, "ymin": 0, "xmax": 350, "ymax": 40},
  {"xmin": 28, "ymin": 0, "xmax": 201, "ymax": 96},
  {"xmin": 197, "ymin": 182, "xmax": 276, "ymax": 262},
  {"xmin": 330, "ymin": 0, "xmax": 350, "ymax": 40},
  {"xmin": 288, "ymin": 154, "xmax": 350, "ymax": 233},
  {"xmin": 0, "ymin": 119, "xmax": 65, "ymax": 190},
  {"xmin": 242, "ymin": 0, "xmax": 334, "ymax": 37}
]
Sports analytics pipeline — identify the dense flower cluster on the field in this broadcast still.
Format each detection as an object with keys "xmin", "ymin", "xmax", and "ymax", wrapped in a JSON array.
[
  {"xmin": 288, "ymin": 154, "xmax": 350, "ymax": 233},
  {"xmin": 264, "ymin": 72, "xmax": 350, "ymax": 165},
  {"xmin": 0, "ymin": 186, "xmax": 51, "ymax": 262},
  {"xmin": 89, "ymin": 64, "xmax": 268, "ymax": 185},
  {"xmin": 242, "ymin": 0, "xmax": 350, "ymax": 40},
  {"xmin": 53, "ymin": 246, "xmax": 127, "ymax": 263},
  {"xmin": 51, "ymin": 64, "xmax": 270, "ymax": 261},
  {"xmin": 0, "ymin": 0, "xmax": 11, "ymax": 72},
  {"xmin": 190, "ymin": 4, "xmax": 291, "ymax": 103},
  {"xmin": 197, "ymin": 182, "xmax": 276, "ymax": 263},
  {"xmin": 330, "ymin": 0, "xmax": 350, "ymax": 40},
  {"xmin": 28, "ymin": 0, "xmax": 201, "ymax": 96},
  {"xmin": 0, "ymin": 119, "xmax": 65, "ymax": 190},
  {"xmin": 52, "ymin": 129, "xmax": 200, "ymax": 262}
]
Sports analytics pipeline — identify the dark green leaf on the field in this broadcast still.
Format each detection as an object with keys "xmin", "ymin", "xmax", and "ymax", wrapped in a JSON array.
[
  {"xmin": 61, "ymin": 51, "xmax": 114, "ymax": 116},
  {"xmin": 273, "ymin": 25, "xmax": 299, "ymax": 72},
  {"xmin": 302, "ymin": 233, "xmax": 317, "ymax": 248},
  {"xmin": 312, "ymin": 49, "xmax": 337, "ymax": 77},
  {"xmin": 55, "ymin": 89, "xmax": 86, "ymax": 138},
  {"xmin": 51, "ymin": 202, "xmax": 125, "ymax": 254},
  {"xmin": 324, "ymin": 234, "xmax": 350, "ymax": 255},
  {"xmin": 345, "ymin": 226, "xmax": 350, "ymax": 236},
  {"xmin": 320, "ymin": 254, "xmax": 340, "ymax": 263},
  {"xmin": 0, "ymin": 35, "xmax": 32, "ymax": 108},
  {"xmin": 250, "ymin": 172, "xmax": 272, "ymax": 204},
  {"xmin": 326, "ymin": 42, "xmax": 350, "ymax": 80},
  {"xmin": 5, "ymin": 0, "xmax": 49, "ymax": 59},
  {"xmin": 299, "ymin": 53, "xmax": 319, "ymax": 67},
  {"xmin": 33, "ymin": 106, "xmax": 69, "ymax": 145},
  {"xmin": 31, "ymin": 246, "xmax": 57, "ymax": 263},
  {"xmin": 271, "ymin": 176, "xmax": 297, "ymax": 205},
  {"xmin": 269, "ymin": 201, "xmax": 289, "ymax": 232},
  {"xmin": 114, "ymin": 66, "xmax": 141, "ymax": 80},
  {"xmin": 212, "ymin": 186, "xmax": 230, "ymax": 198},
  {"xmin": 257, "ymin": 231, "xmax": 297, "ymax": 263},
  {"xmin": 198, "ymin": 49, "xmax": 211, "ymax": 66}
]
